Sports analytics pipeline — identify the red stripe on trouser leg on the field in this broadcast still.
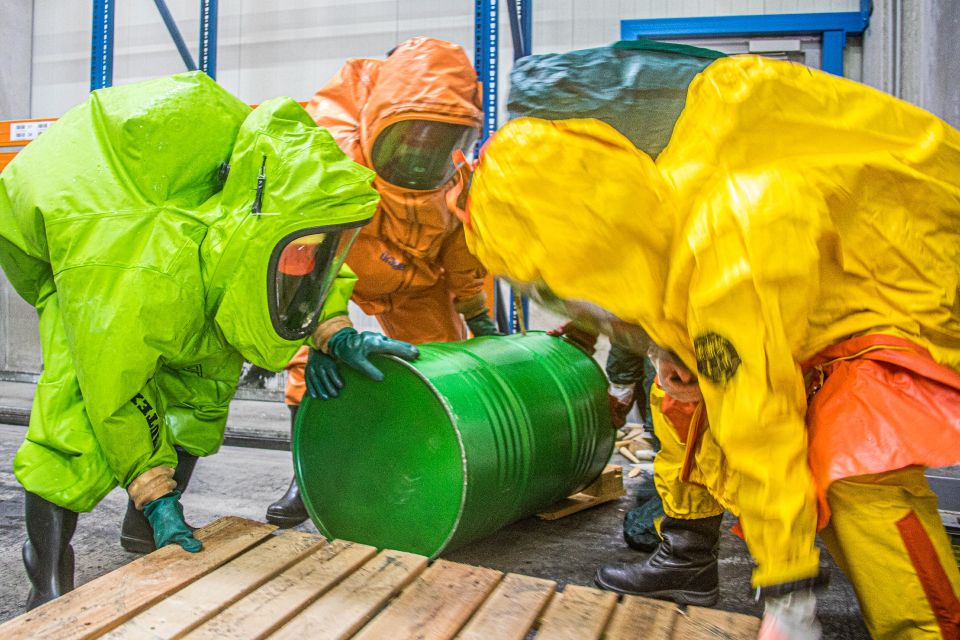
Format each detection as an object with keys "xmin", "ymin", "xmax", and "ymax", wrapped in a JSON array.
[{"xmin": 896, "ymin": 510, "xmax": 960, "ymax": 639}]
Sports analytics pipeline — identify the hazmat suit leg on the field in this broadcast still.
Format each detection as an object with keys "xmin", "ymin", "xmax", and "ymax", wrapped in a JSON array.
[
  {"xmin": 14, "ymin": 291, "xmax": 116, "ymax": 511},
  {"xmin": 120, "ymin": 447, "xmax": 199, "ymax": 553},
  {"xmin": 596, "ymin": 385, "xmax": 725, "ymax": 604},
  {"xmin": 374, "ymin": 279, "xmax": 467, "ymax": 344},
  {"xmin": 820, "ymin": 467, "xmax": 960, "ymax": 639},
  {"xmin": 266, "ymin": 404, "xmax": 309, "ymax": 528},
  {"xmin": 268, "ymin": 347, "xmax": 311, "ymax": 527},
  {"xmin": 14, "ymin": 291, "xmax": 179, "ymax": 513},
  {"xmin": 22, "ymin": 490, "xmax": 78, "ymax": 611}
]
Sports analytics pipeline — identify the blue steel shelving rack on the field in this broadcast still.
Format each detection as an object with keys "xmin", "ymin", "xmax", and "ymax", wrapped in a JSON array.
[
  {"xmin": 90, "ymin": 0, "xmax": 219, "ymax": 91},
  {"xmin": 620, "ymin": 0, "xmax": 872, "ymax": 76}
]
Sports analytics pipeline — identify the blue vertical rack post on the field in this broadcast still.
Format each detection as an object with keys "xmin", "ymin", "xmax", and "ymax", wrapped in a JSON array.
[
  {"xmin": 199, "ymin": 0, "xmax": 218, "ymax": 79},
  {"xmin": 474, "ymin": 0, "xmax": 509, "ymax": 333},
  {"xmin": 475, "ymin": 0, "xmax": 534, "ymax": 334},
  {"xmin": 504, "ymin": 0, "xmax": 531, "ymax": 332},
  {"xmin": 620, "ymin": 0, "xmax": 871, "ymax": 76},
  {"xmin": 474, "ymin": 0, "xmax": 499, "ymax": 144},
  {"xmin": 90, "ymin": 0, "xmax": 115, "ymax": 91}
]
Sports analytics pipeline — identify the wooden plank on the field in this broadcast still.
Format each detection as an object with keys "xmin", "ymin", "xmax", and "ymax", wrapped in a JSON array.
[
  {"xmin": 104, "ymin": 530, "xmax": 324, "ymax": 640},
  {"xmin": 456, "ymin": 573, "xmax": 556, "ymax": 640},
  {"xmin": 535, "ymin": 584, "xmax": 618, "ymax": 640},
  {"xmin": 537, "ymin": 465, "xmax": 625, "ymax": 521},
  {"xmin": 352, "ymin": 559, "xmax": 503, "ymax": 640},
  {"xmin": 605, "ymin": 595, "xmax": 677, "ymax": 640},
  {"xmin": 269, "ymin": 549, "xmax": 429, "ymax": 640},
  {"xmin": 183, "ymin": 540, "xmax": 376, "ymax": 640},
  {"xmin": 580, "ymin": 465, "xmax": 623, "ymax": 498},
  {"xmin": 0, "ymin": 516, "xmax": 276, "ymax": 640},
  {"xmin": 672, "ymin": 606, "xmax": 762, "ymax": 640}
]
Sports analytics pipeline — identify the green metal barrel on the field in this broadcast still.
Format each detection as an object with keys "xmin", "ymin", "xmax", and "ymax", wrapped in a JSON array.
[{"xmin": 292, "ymin": 331, "xmax": 614, "ymax": 557}]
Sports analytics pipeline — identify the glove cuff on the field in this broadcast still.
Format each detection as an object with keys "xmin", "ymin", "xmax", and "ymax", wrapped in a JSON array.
[
  {"xmin": 311, "ymin": 315, "xmax": 354, "ymax": 353},
  {"xmin": 127, "ymin": 466, "xmax": 176, "ymax": 510},
  {"xmin": 455, "ymin": 292, "xmax": 487, "ymax": 320},
  {"xmin": 755, "ymin": 570, "xmax": 830, "ymax": 601},
  {"xmin": 326, "ymin": 327, "xmax": 359, "ymax": 359}
]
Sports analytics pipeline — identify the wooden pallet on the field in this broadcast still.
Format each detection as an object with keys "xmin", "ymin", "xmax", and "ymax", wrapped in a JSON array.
[
  {"xmin": 0, "ymin": 517, "xmax": 759, "ymax": 640},
  {"xmin": 537, "ymin": 464, "xmax": 627, "ymax": 521}
]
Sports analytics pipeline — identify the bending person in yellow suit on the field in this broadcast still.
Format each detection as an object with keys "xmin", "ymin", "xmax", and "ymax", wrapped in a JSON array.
[{"xmin": 464, "ymin": 56, "xmax": 960, "ymax": 639}]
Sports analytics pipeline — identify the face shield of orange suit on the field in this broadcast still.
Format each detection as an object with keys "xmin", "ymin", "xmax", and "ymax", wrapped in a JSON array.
[{"xmin": 371, "ymin": 120, "xmax": 478, "ymax": 191}]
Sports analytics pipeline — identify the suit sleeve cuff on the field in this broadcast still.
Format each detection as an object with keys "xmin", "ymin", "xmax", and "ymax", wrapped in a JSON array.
[{"xmin": 311, "ymin": 315, "xmax": 354, "ymax": 353}]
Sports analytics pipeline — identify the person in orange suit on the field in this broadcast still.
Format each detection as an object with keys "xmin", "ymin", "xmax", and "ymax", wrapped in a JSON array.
[{"xmin": 266, "ymin": 37, "xmax": 499, "ymax": 527}]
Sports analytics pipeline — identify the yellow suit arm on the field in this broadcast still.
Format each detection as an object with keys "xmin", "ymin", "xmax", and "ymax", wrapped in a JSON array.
[{"xmin": 685, "ymin": 171, "xmax": 837, "ymax": 589}]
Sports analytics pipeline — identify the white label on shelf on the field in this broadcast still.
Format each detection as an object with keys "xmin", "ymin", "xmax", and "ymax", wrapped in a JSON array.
[{"xmin": 9, "ymin": 121, "xmax": 51, "ymax": 142}]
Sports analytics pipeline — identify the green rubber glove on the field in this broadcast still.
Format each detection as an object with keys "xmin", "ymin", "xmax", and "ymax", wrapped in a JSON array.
[
  {"xmin": 466, "ymin": 311, "xmax": 503, "ymax": 337},
  {"xmin": 305, "ymin": 347, "xmax": 343, "ymax": 400},
  {"xmin": 327, "ymin": 328, "xmax": 420, "ymax": 381},
  {"xmin": 143, "ymin": 490, "xmax": 202, "ymax": 553}
]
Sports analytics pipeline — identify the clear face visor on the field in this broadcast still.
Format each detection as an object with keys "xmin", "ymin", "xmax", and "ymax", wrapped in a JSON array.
[
  {"xmin": 371, "ymin": 120, "xmax": 479, "ymax": 190},
  {"xmin": 512, "ymin": 280, "xmax": 655, "ymax": 356},
  {"xmin": 268, "ymin": 226, "xmax": 361, "ymax": 340}
]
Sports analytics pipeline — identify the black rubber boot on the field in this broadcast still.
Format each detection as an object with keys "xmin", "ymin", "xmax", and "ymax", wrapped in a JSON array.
[
  {"xmin": 266, "ymin": 405, "xmax": 309, "ymax": 528},
  {"xmin": 120, "ymin": 447, "xmax": 199, "ymax": 553},
  {"xmin": 595, "ymin": 514, "xmax": 723, "ymax": 606},
  {"xmin": 23, "ymin": 491, "xmax": 79, "ymax": 611}
]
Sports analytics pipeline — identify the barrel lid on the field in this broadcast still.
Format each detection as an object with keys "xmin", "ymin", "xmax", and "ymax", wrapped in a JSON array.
[{"xmin": 293, "ymin": 355, "xmax": 466, "ymax": 557}]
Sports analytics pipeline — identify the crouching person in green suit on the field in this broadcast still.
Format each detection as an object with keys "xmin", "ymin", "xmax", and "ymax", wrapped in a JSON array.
[{"xmin": 0, "ymin": 71, "xmax": 416, "ymax": 610}]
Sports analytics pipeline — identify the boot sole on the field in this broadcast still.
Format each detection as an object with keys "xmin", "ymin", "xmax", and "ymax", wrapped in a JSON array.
[
  {"xmin": 120, "ymin": 535, "xmax": 156, "ymax": 554},
  {"xmin": 265, "ymin": 513, "xmax": 309, "ymax": 529},
  {"xmin": 594, "ymin": 572, "xmax": 719, "ymax": 607}
]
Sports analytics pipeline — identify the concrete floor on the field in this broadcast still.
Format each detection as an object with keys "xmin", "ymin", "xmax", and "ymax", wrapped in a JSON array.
[{"xmin": 0, "ymin": 421, "xmax": 871, "ymax": 637}]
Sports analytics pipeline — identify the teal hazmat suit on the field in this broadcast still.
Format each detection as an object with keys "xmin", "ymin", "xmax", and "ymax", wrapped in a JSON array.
[{"xmin": 0, "ymin": 72, "xmax": 378, "ymax": 514}]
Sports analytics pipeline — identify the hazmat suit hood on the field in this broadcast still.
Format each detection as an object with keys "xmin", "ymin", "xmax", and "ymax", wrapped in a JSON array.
[
  {"xmin": 359, "ymin": 36, "xmax": 482, "ymax": 166},
  {"xmin": 465, "ymin": 117, "xmax": 684, "ymax": 351},
  {"xmin": 306, "ymin": 37, "xmax": 482, "ymax": 262},
  {"xmin": 203, "ymin": 98, "xmax": 379, "ymax": 371}
]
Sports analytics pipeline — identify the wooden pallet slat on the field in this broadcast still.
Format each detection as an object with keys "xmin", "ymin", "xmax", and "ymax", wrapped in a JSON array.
[
  {"xmin": 184, "ymin": 539, "xmax": 377, "ymax": 640},
  {"xmin": 672, "ymin": 605, "xmax": 762, "ymax": 640},
  {"xmin": 268, "ymin": 549, "xmax": 429, "ymax": 640},
  {"xmin": 537, "ymin": 465, "xmax": 626, "ymax": 521},
  {"xmin": 104, "ymin": 530, "xmax": 325, "ymax": 640},
  {"xmin": 455, "ymin": 573, "xmax": 556, "ymax": 640},
  {"xmin": 535, "ymin": 584, "xmax": 618, "ymax": 640},
  {"xmin": 0, "ymin": 517, "xmax": 276, "ymax": 640},
  {"xmin": 604, "ymin": 594, "xmax": 677, "ymax": 640},
  {"xmin": 352, "ymin": 559, "xmax": 503, "ymax": 640}
]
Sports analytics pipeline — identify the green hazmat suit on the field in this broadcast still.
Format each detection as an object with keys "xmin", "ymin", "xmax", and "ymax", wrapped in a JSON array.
[{"xmin": 0, "ymin": 71, "xmax": 378, "ymax": 512}]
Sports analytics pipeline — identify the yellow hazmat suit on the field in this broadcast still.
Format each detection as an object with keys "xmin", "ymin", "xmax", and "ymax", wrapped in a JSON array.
[{"xmin": 465, "ymin": 56, "xmax": 960, "ymax": 637}]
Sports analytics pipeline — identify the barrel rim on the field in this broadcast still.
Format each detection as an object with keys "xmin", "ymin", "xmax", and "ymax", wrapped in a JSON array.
[{"xmin": 378, "ymin": 353, "xmax": 470, "ymax": 557}]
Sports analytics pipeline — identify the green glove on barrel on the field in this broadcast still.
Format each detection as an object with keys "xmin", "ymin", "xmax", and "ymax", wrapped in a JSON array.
[
  {"xmin": 305, "ymin": 348, "xmax": 343, "ymax": 400},
  {"xmin": 466, "ymin": 311, "xmax": 503, "ymax": 337},
  {"xmin": 326, "ymin": 328, "xmax": 420, "ymax": 383},
  {"xmin": 143, "ymin": 490, "xmax": 202, "ymax": 553}
]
